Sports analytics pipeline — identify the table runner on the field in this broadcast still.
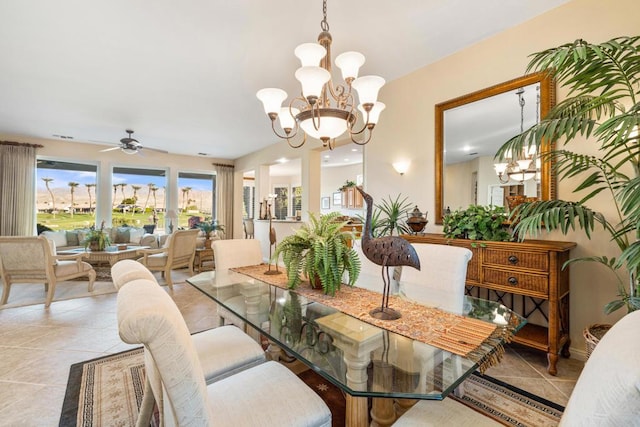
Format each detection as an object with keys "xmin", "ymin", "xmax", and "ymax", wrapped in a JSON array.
[{"xmin": 232, "ymin": 264, "xmax": 516, "ymax": 372}]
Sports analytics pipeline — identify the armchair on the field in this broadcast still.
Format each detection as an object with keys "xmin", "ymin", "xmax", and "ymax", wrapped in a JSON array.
[
  {"xmin": 0, "ymin": 236, "xmax": 96, "ymax": 308},
  {"xmin": 136, "ymin": 229, "xmax": 199, "ymax": 290}
]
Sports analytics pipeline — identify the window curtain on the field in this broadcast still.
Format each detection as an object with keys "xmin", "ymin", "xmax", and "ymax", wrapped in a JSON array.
[
  {"xmin": 212, "ymin": 163, "xmax": 234, "ymax": 239},
  {"xmin": 0, "ymin": 142, "xmax": 40, "ymax": 236}
]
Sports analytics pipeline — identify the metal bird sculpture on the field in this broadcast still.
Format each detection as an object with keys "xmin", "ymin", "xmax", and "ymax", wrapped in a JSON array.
[{"xmin": 358, "ymin": 186, "xmax": 421, "ymax": 320}]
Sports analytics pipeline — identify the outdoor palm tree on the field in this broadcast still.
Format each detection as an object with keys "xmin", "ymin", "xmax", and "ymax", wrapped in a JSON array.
[
  {"xmin": 142, "ymin": 183, "xmax": 154, "ymax": 213},
  {"xmin": 496, "ymin": 36, "xmax": 640, "ymax": 314},
  {"xmin": 42, "ymin": 177, "xmax": 56, "ymax": 216},
  {"xmin": 68, "ymin": 182, "xmax": 79, "ymax": 217},
  {"xmin": 112, "ymin": 184, "xmax": 118, "ymax": 208},
  {"xmin": 181, "ymin": 187, "xmax": 192, "ymax": 211},
  {"xmin": 85, "ymin": 183, "xmax": 96, "ymax": 215}
]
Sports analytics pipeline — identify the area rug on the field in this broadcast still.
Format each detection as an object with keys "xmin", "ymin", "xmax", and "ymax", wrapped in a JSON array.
[{"xmin": 60, "ymin": 348, "xmax": 563, "ymax": 427}]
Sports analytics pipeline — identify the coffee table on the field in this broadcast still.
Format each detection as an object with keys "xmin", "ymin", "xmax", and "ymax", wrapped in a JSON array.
[{"xmin": 58, "ymin": 246, "xmax": 149, "ymax": 266}]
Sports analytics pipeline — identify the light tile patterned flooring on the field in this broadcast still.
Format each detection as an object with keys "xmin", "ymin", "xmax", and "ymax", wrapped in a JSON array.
[{"xmin": 0, "ymin": 276, "xmax": 583, "ymax": 426}]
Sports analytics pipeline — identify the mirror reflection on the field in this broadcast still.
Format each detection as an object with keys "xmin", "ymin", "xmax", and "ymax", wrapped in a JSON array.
[{"xmin": 435, "ymin": 73, "xmax": 555, "ymax": 224}]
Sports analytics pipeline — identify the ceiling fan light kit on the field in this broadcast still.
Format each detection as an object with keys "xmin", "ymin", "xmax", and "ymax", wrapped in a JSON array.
[
  {"xmin": 98, "ymin": 129, "xmax": 168, "ymax": 155},
  {"xmin": 256, "ymin": 0, "xmax": 385, "ymax": 150}
]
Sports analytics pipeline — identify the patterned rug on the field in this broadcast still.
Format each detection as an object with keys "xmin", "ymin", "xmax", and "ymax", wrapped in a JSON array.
[{"xmin": 60, "ymin": 348, "xmax": 563, "ymax": 427}]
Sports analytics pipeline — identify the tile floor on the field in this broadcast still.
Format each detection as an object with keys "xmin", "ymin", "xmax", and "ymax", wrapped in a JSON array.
[{"xmin": 0, "ymin": 278, "xmax": 583, "ymax": 426}]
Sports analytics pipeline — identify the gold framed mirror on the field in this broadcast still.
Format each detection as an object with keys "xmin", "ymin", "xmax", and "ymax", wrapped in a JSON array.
[{"xmin": 434, "ymin": 72, "xmax": 556, "ymax": 225}]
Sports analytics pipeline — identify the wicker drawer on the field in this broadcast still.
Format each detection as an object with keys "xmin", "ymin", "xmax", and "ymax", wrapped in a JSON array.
[
  {"xmin": 483, "ymin": 248, "xmax": 548, "ymax": 272},
  {"xmin": 482, "ymin": 267, "xmax": 549, "ymax": 297}
]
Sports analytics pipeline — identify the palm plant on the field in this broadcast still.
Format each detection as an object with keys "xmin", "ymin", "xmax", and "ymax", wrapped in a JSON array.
[
  {"xmin": 496, "ymin": 36, "xmax": 640, "ymax": 314},
  {"xmin": 375, "ymin": 194, "xmax": 413, "ymax": 236},
  {"xmin": 273, "ymin": 212, "xmax": 360, "ymax": 296}
]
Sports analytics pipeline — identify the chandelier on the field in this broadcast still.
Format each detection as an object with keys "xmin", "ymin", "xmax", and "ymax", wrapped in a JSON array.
[
  {"xmin": 494, "ymin": 86, "xmax": 539, "ymax": 183},
  {"xmin": 256, "ymin": 0, "xmax": 385, "ymax": 150}
]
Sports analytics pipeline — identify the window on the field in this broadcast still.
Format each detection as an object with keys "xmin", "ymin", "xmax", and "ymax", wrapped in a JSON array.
[
  {"xmin": 243, "ymin": 177, "xmax": 255, "ymax": 219},
  {"xmin": 112, "ymin": 167, "xmax": 166, "ymax": 228},
  {"xmin": 177, "ymin": 172, "xmax": 216, "ymax": 228},
  {"xmin": 37, "ymin": 160, "xmax": 97, "ymax": 231},
  {"xmin": 273, "ymin": 186, "xmax": 288, "ymax": 220},
  {"xmin": 292, "ymin": 186, "xmax": 302, "ymax": 218}
]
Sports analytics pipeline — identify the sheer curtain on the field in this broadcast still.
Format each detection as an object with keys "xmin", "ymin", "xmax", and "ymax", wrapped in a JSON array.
[
  {"xmin": 0, "ymin": 141, "xmax": 40, "ymax": 236},
  {"xmin": 212, "ymin": 163, "xmax": 234, "ymax": 239}
]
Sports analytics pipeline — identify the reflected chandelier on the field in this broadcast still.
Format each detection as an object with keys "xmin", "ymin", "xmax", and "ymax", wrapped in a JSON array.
[
  {"xmin": 256, "ymin": 0, "xmax": 385, "ymax": 150},
  {"xmin": 494, "ymin": 86, "xmax": 540, "ymax": 183}
]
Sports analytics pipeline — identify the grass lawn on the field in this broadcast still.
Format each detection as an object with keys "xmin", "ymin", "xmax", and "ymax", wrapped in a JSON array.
[{"xmin": 37, "ymin": 211, "xmax": 204, "ymax": 231}]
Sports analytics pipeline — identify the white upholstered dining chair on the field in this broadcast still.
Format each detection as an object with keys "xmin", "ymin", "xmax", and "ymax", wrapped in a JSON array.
[
  {"xmin": 137, "ymin": 228, "xmax": 199, "ymax": 290},
  {"xmin": 117, "ymin": 278, "xmax": 331, "ymax": 427},
  {"xmin": 212, "ymin": 239, "xmax": 270, "ymax": 329},
  {"xmin": 397, "ymin": 243, "xmax": 472, "ymax": 313},
  {"xmin": 111, "ymin": 259, "xmax": 267, "ymax": 427},
  {"xmin": 0, "ymin": 236, "xmax": 96, "ymax": 308}
]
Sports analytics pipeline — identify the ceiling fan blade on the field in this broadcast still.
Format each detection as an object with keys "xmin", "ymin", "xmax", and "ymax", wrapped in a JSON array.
[
  {"xmin": 99, "ymin": 146, "xmax": 121, "ymax": 152},
  {"xmin": 143, "ymin": 147, "xmax": 169, "ymax": 154}
]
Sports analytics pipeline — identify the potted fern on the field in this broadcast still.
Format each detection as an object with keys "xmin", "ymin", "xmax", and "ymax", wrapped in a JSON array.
[
  {"xmin": 495, "ymin": 36, "xmax": 640, "ymax": 347},
  {"xmin": 273, "ymin": 212, "xmax": 361, "ymax": 296}
]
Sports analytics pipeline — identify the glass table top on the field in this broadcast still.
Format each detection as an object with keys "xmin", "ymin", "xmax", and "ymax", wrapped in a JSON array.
[{"xmin": 187, "ymin": 269, "xmax": 525, "ymax": 400}]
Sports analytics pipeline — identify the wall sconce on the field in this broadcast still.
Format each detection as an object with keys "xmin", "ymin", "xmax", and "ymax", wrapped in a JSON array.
[{"xmin": 393, "ymin": 161, "xmax": 410, "ymax": 176}]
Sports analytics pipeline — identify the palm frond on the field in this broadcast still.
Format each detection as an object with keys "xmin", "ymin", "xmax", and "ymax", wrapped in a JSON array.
[
  {"xmin": 510, "ymin": 200, "xmax": 601, "ymax": 239},
  {"xmin": 526, "ymin": 36, "xmax": 640, "ymax": 102}
]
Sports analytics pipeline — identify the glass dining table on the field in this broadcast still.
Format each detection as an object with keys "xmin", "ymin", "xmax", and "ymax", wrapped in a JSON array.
[{"xmin": 187, "ymin": 269, "xmax": 526, "ymax": 427}]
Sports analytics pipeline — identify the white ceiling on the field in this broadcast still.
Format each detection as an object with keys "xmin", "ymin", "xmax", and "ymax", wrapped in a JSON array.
[{"xmin": 0, "ymin": 0, "xmax": 569, "ymax": 160}]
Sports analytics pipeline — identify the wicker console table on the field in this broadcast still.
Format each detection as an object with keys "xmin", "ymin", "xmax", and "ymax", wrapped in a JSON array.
[{"xmin": 402, "ymin": 233, "xmax": 576, "ymax": 375}]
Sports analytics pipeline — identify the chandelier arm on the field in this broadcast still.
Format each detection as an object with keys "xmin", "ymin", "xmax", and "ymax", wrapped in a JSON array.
[
  {"xmin": 311, "ymin": 101, "xmax": 322, "ymax": 131},
  {"xmin": 496, "ymin": 173, "xmax": 510, "ymax": 184},
  {"xmin": 286, "ymin": 132, "xmax": 307, "ymax": 149},
  {"xmin": 350, "ymin": 129, "xmax": 373, "ymax": 146},
  {"xmin": 270, "ymin": 120, "xmax": 299, "ymax": 140}
]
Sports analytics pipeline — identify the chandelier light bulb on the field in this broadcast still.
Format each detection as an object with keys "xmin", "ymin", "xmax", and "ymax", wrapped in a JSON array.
[
  {"xmin": 352, "ymin": 75, "xmax": 385, "ymax": 105},
  {"xmin": 517, "ymin": 159, "xmax": 532, "ymax": 170},
  {"xmin": 300, "ymin": 116, "xmax": 347, "ymax": 140},
  {"xmin": 335, "ymin": 51, "xmax": 365, "ymax": 81},
  {"xmin": 295, "ymin": 66, "xmax": 331, "ymax": 100},
  {"xmin": 294, "ymin": 43, "xmax": 327, "ymax": 66},
  {"xmin": 358, "ymin": 102, "xmax": 386, "ymax": 124},
  {"xmin": 494, "ymin": 163, "xmax": 509, "ymax": 175},
  {"xmin": 256, "ymin": 88, "xmax": 288, "ymax": 115},
  {"xmin": 278, "ymin": 107, "xmax": 299, "ymax": 130}
]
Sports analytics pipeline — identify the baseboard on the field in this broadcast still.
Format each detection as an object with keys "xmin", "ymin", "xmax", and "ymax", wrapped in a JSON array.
[{"xmin": 568, "ymin": 346, "xmax": 587, "ymax": 362}]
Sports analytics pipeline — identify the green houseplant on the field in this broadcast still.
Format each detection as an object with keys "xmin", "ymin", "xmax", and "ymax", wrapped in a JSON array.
[
  {"xmin": 496, "ymin": 36, "xmax": 640, "ymax": 314},
  {"xmin": 273, "ymin": 212, "xmax": 361, "ymax": 296},
  {"xmin": 356, "ymin": 193, "xmax": 413, "ymax": 237},
  {"xmin": 196, "ymin": 221, "xmax": 225, "ymax": 238},
  {"xmin": 443, "ymin": 205, "xmax": 512, "ymax": 242},
  {"xmin": 83, "ymin": 222, "xmax": 111, "ymax": 251}
]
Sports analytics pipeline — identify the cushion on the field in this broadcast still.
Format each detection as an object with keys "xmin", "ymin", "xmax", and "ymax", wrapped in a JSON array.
[
  {"xmin": 65, "ymin": 231, "xmax": 80, "ymax": 247},
  {"xmin": 76, "ymin": 229, "xmax": 90, "ymax": 245},
  {"xmin": 139, "ymin": 253, "xmax": 168, "ymax": 268},
  {"xmin": 42, "ymin": 230, "xmax": 67, "ymax": 248},
  {"xmin": 128, "ymin": 228, "xmax": 145, "ymax": 244},
  {"xmin": 55, "ymin": 260, "xmax": 93, "ymax": 276},
  {"xmin": 115, "ymin": 227, "xmax": 130, "ymax": 244}
]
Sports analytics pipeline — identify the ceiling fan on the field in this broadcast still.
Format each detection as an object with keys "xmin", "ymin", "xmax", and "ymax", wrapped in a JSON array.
[{"xmin": 99, "ymin": 130, "xmax": 168, "ymax": 155}]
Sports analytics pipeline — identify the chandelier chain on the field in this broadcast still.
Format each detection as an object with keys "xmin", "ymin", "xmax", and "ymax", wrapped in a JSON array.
[{"xmin": 321, "ymin": 0, "xmax": 329, "ymax": 32}]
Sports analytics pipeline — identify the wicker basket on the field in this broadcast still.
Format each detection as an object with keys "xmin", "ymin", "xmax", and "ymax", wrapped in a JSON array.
[{"xmin": 583, "ymin": 323, "xmax": 612, "ymax": 359}]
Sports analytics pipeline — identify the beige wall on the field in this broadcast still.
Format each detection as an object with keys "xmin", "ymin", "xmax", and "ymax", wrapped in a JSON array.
[
  {"xmin": 237, "ymin": 0, "xmax": 639, "ymax": 357},
  {"xmin": 368, "ymin": 0, "xmax": 638, "ymax": 356}
]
